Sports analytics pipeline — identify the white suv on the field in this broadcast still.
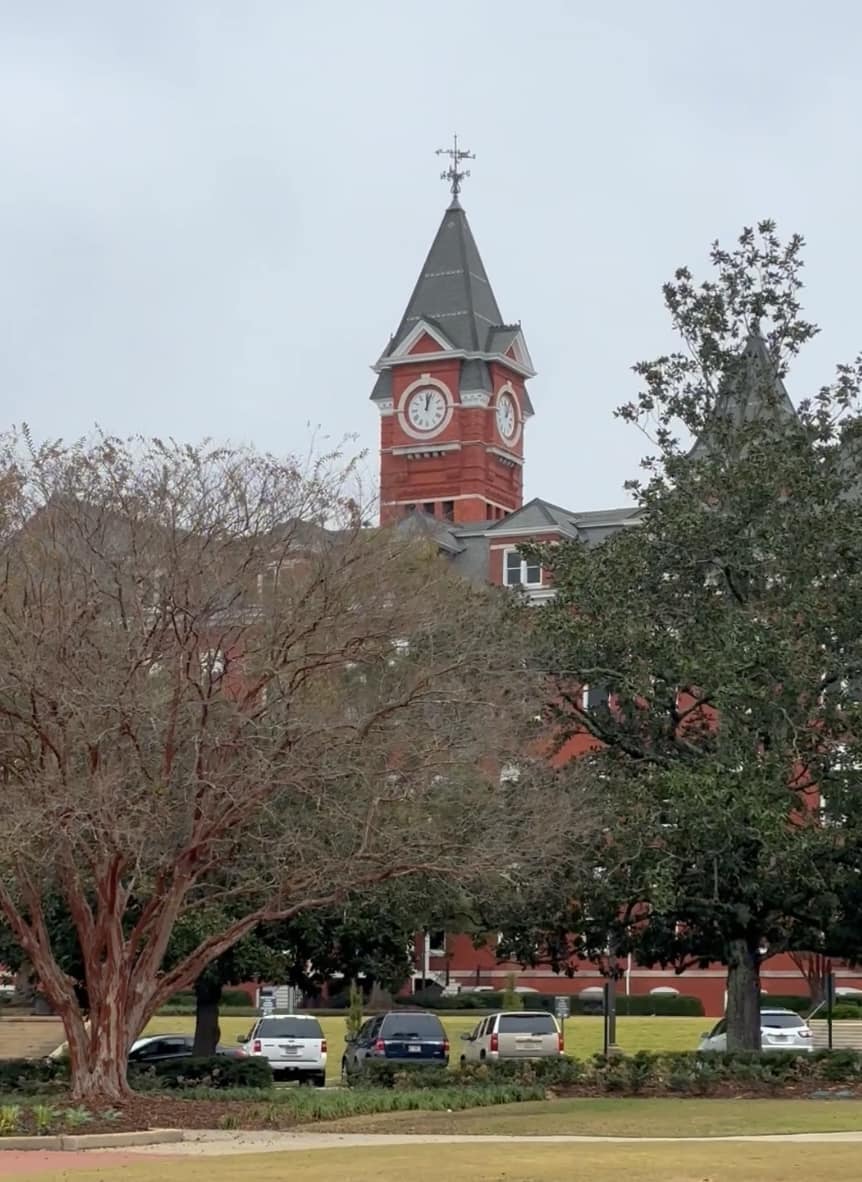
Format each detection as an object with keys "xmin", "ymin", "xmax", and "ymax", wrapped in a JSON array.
[
  {"xmin": 240, "ymin": 1013, "xmax": 327, "ymax": 1085},
  {"xmin": 698, "ymin": 1009, "xmax": 813, "ymax": 1053}
]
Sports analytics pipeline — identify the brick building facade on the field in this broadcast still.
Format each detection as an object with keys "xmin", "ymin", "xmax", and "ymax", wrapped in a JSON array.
[{"xmin": 370, "ymin": 183, "xmax": 862, "ymax": 1016}]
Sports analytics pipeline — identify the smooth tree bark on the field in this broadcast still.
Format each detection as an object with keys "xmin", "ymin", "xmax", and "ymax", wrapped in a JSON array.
[{"xmin": 0, "ymin": 435, "xmax": 565, "ymax": 1101}]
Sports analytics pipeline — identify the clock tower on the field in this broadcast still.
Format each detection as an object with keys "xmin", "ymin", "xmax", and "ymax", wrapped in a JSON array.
[{"xmin": 371, "ymin": 141, "xmax": 535, "ymax": 526}]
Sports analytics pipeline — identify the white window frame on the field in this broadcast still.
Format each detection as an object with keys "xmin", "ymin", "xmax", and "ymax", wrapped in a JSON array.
[{"xmin": 503, "ymin": 547, "xmax": 542, "ymax": 588}]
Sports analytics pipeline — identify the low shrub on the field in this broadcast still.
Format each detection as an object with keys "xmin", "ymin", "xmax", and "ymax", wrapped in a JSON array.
[
  {"xmin": 164, "ymin": 989, "xmax": 253, "ymax": 1010},
  {"xmin": 132, "ymin": 1055, "xmax": 273, "ymax": 1091},
  {"xmin": 393, "ymin": 990, "xmax": 704, "ymax": 1016},
  {"xmin": 222, "ymin": 989, "xmax": 255, "ymax": 1007},
  {"xmin": 761, "ymin": 994, "xmax": 812, "ymax": 1014},
  {"xmin": 0, "ymin": 1059, "xmax": 67, "ymax": 1093},
  {"xmin": 157, "ymin": 1005, "xmax": 259, "ymax": 1018},
  {"xmin": 828, "ymin": 1004, "xmax": 862, "ymax": 1020},
  {"xmin": 351, "ymin": 1056, "xmax": 586, "ymax": 1091}
]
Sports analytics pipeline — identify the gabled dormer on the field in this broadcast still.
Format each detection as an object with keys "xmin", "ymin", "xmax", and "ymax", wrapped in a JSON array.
[{"xmin": 371, "ymin": 159, "xmax": 536, "ymax": 526}]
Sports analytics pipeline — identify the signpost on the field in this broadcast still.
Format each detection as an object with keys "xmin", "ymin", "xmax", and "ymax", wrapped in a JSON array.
[
  {"xmin": 826, "ymin": 971, "xmax": 836, "ymax": 1051},
  {"xmin": 554, "ymin": 996, "xmax": 570, "ymax": 1049},
  {"xmin": 603, "ymin": 979, "xmax": 618, "ymax": 1056}
]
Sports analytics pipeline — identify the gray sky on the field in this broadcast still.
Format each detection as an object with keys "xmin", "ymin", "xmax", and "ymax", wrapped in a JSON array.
[{"xmin": 3, "ymin": 0, "xmax": 861, "ymax": 511}]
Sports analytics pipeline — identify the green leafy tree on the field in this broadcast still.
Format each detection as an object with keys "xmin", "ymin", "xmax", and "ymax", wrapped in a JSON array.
[
  {"xmin": 345, "ymin": 979, "xmax": 364, "ymax": 1041},
  {"xmin": 501, "ymin": 972, "xmax": 523, "ymax": 1011},
  {"xmin": 517, "ymin": 222, "xmax": 862, "ymax": 1050}
]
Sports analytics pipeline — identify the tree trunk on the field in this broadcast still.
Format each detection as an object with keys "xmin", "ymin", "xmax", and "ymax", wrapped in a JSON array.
[
  {"xmin": 192, "ymin": 977, "xmax": 222, "ymax": 1057},
  {"xmin": 725, "ymin": 938, "xmax": 762, "ymax": 1051},
  {"xmin": 65, "ymin": 999, "xmax": 134, "ymax": 1103},
  {"xmin": 789, "ymin": 951, "xmax": 829, "ymax": 1006}
]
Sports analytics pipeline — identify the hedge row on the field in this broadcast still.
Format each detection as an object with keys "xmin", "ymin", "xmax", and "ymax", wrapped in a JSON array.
[
  {"xmin": 0, "ymin": 1055, "xmax": 274, "ymax": 1094},
  {"xmin": 395, "ymin": 990, "xmax": 705, "ymax": 1016},
  {"xmin": 166, "ymin": 989, "xmax": 253, "ymax": 1008},
  {"xmin": 130, "ymin": 1055, "xmax": 273, "ymax": 1090},
  {"xmin": 351, "ymin": 1048, "xmax": 862, "ymax": 1093}
]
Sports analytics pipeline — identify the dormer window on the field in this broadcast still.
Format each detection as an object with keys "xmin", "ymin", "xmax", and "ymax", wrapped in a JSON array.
[{"xmin": 504, "ymin": 548, "xmax": 541, "ymax": 588}]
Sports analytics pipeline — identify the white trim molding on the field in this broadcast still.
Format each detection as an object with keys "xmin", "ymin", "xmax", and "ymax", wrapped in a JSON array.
[
  {"xmin": 396, "ymin": 374, "xmax": 454, "ymax": 441},
  {"xmin": 494, "ymin": 381, "xmax": 522, "ymax": 446},
  {"xmin": 387, "ymin": 319, "xmax": 454, "ymax": 359},
  {"xmin": 376, "ymin": 398, "xmax": 394, "ymax": 415},
  {"xmin": 487, "ymin": 445, "xmax": 523, "ymax": 467},
  {"xmin": 460, "ymin": 389, "xmax": 492, "ymax": 408}
]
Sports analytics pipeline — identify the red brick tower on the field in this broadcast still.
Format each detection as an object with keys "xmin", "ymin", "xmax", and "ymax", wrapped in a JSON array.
[{"xmin": 371, "ymin": 141, "xmax": 535, "ymax": 526}]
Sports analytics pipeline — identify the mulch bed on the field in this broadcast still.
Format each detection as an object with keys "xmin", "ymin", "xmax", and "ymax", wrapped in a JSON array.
[
  {"xmin": 4, "ymin": 1097, "xmax": 277, "ymax": 1136},
  {"xmin": 8, "ymin": 1084, "xmax": 862, "ymax": 1138}
]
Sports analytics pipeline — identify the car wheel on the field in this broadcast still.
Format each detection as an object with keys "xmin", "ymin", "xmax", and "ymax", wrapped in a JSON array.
[
  {"xmin": 341, "ymin": 1059, "xmax": 350, "ymax": 1083},
  {"xmin": 313, "ymin": 1072, "xmax": 326, "ymax": 1088},
  {"xmin": 459, "ymin": 1055, "xmax": 466, "ymax": 1067}
]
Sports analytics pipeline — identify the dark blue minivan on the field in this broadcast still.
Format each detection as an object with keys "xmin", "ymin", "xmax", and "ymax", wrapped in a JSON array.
[{"xmin": 342, "ymin": 1011, "xmax": 449, "ymax": 1079}]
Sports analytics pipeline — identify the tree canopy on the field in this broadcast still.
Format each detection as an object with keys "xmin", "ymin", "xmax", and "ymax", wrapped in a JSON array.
[
  {"xmin": 509, "ymin": 222, "xmax": 862, "ymax": 1049},
  {"xmin": 0, "ymin": 432, "xmax": 562, "ymax": 1098}
]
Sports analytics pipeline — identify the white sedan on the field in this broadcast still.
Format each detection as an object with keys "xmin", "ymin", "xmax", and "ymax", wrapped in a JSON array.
[{"xmin": 698, "ymin": 1008, "xmax": 813, "ymax": 1053}]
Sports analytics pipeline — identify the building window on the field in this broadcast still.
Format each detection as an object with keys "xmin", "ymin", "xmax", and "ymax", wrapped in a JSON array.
[
  {"xmin": 442, "ymin": 500, "xmax": 454, "ymax": 522},
  {"xmin": 428, "ymin": 930, "xmax": 446, "ymax": 956},
  {"xmin": 504, "ymin": 549, "xmax": 541, "ymax": 587},
  {"xmin": 404, "ymin": 503, "xmax": 416, "ymax": 516},
  {"xmin": 423, "ymin": 502, "xmax": 435, "ymax": 516}
]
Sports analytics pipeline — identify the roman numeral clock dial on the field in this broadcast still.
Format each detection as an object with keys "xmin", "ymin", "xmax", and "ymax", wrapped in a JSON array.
[{"xmin": 406, "ymin": 387, "xmax": 447, "ymax": 433}]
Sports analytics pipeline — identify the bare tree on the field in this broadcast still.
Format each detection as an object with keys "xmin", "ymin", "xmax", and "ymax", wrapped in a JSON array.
[{"xmin": 0, "ymin": 432, "xmax": 559, "ymax": 1100}]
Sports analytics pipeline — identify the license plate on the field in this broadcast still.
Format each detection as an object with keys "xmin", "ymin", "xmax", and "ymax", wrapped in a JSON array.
[
  {"xmin": 408, "ymin": 1044, "xmax": 421, "ymax": 1053},
  {"xmin": 280, "ymin": 1044, "xmax": 300, "ymax": 1055}
]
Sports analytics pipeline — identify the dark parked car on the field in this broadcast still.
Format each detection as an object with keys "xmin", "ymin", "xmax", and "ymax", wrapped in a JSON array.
[
  {"xmin": 342, "ymin": 1011, "xmax": 448, "ymax": 1079},
  {"xmin": 128, "ymin": 1034, "xmax": 245, "ymax": 1066}
]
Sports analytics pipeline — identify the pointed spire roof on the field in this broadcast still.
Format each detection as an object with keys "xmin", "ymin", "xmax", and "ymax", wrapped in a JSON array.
[
  {"xmin": 381, "ymin": 199, "xmax": 505, "ymax": 357},
  {"xmin": 690, "ymin": 327, "xmax": 797, "ymax": 459}
]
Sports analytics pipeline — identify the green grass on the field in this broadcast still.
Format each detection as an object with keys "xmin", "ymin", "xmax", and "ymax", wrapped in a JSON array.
[
  {"xmin": 141, "ymin": 1014, "xmax": 707, "ymax": 1082},
  {"xmin": 312, "ymin": 1096, "xmax": 862, "ymax": 1138},
  {"xmin": 12, "ymin": 1142, "xmax": 862, "ymax": 1182}
]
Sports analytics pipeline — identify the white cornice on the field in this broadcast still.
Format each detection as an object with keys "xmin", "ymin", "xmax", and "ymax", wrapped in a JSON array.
[
  {"xmin": 389, "ymin": 442, "xmax": 462, "ymax": 457},
  {"xmin": 387, "ymin": 319, "xmax": 454, "ymax": 359},
  {"xmin": 375, "ymin": 348, "xmax": 536, "ymax": 380},
  {"xmin": 487, "ymin": 445, "xmax": 524, "ymax": 468},
  {"xmin": 461, "ymin": 389, "xmax": 491, "ymax": 407}
]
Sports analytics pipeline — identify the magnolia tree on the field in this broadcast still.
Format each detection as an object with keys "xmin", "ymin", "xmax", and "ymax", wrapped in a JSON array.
[
  {"xmin": 517, "ymin": 223, "xmax": 862, "ymax": 1050},
  {"xmin": 0, "ymin": 432, "xmax": 563, "ymax": 1100}
]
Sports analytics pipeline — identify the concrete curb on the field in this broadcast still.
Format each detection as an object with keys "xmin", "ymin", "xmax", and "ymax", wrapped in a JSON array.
[{"xmin": 0, "ymin": 1128, "xmax": 184, "ymax": 1151}]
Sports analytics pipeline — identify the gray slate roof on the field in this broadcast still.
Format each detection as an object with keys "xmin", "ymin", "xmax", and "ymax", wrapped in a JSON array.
[
  {"xmin": 380, "ymin": 199, "xmax": 505, "ymax": 357},
  {"xmin": 691, "ymin": 329, "xmax": 797, "ymax": 459}
]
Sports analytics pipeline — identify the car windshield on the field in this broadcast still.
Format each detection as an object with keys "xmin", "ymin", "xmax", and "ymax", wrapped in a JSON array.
[
  {"xmin": 761, "ymin": 1012, "xmax": 804, "ymax": 1028},
  {"xmin": 382, "ymin": 1015, "xmax": 444, "ymax": 1039},
  {"xmin": 498, "ymin": 1014, "xmax": 557, "ymax": 1034},
  {"xmin": 256, "ymin": 1018, "xmax": 323, "ymax": 1039}
]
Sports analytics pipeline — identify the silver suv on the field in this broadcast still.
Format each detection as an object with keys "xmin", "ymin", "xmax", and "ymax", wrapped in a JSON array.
[
  {"xmin": 459, "ymin": 1010, "xmax": 563, "ymax": 1064},
  {"xmin": 240, "ymin": 1013, "xmax": 327, "ymax": 1085}
]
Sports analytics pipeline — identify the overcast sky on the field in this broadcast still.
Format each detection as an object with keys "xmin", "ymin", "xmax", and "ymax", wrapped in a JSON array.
[{"xmin": 3, "ymin": 0, "xmax": 861, "ymax": 511}]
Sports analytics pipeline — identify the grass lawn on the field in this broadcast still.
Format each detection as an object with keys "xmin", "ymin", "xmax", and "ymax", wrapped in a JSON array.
[
  {"xmin": 142, "ymin": 1014, "xmax": 706, "ymax": 1081},
  {"xmin": 313, "ymin": 1096, "xmax": 862, "ymax": 1138},
  {"xmin": 12, "ymin": 1142, "xmax": 862, "ymax": 1182}
]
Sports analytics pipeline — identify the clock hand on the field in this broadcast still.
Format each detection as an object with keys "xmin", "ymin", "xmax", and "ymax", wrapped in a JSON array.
[{"xmin": 424, "ymin": 392, "xmax": 431, "ymax": 411}]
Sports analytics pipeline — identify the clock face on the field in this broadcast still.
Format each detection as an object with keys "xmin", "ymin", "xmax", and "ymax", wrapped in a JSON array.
[
  {"xmin": 496, "ymin": 392, "xmax": 517, "ymax": 441},
  {"xmin": 406, "ymin": 387, "xmax": 448, "ymax": 433}
]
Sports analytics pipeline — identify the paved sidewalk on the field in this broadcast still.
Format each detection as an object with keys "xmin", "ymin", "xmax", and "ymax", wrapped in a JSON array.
[
  {"xmin": 99, "ymin": 1128, "xmax": 862, "ymax": 1156},
  {"xmin": 0, "ymin": 1150, "xmax": 183, "ymax": 1177}
]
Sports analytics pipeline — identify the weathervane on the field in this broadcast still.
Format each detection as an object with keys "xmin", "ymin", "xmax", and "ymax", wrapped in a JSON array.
[{"xmin": 436, "ymin": 134, "xmax": 475, "ymax": 199}]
